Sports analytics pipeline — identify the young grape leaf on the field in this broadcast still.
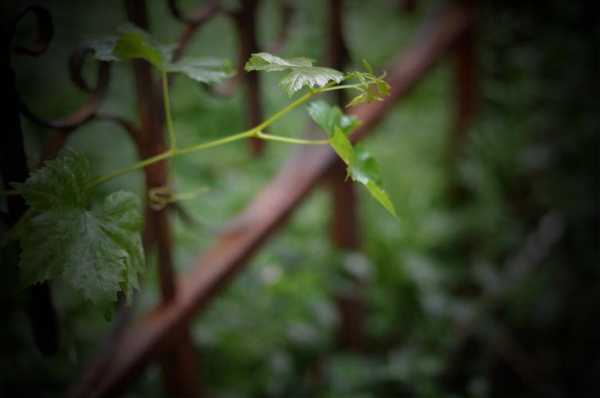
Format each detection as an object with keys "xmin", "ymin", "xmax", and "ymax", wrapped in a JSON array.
[
  {"xmin": 88, "ymin": 25, "xmax": 166, "ymax": 68},
  {"xmin": 113, "ymin": 27, "xmax": 165, "ymax": 68},
  {"xmin": 14, "ymin": 151, "xmax": 145, "ymax": 309},
  {"xmin": 364, "ymin": 181, "xmax": 397, "ymax": 217},
  {"xmin": 349, "ymin": 148, "xmax": 397, "ymax": 217},
  {"xmin": 329, "ymin": 127, "xmax": 354, "ymax": 165},
  {"xmin": 245, "ymin": 52, "xmax": 313, "ymax": 71},
  {"xmin": 331, "ymin": 129, "xmax": 396, "ymax": 216},
  {"xmin": 166, "ymin": 56, "xmax": 235, "ymax": 84},
  {"xmin": 88, "ymin": 25, "xmax": 233, "ymax": 83},
  {"xmin": 307, "ymin": 102, "xmax": 396, "ymax": 217},
  {"xmin": 344, "ymin": 65, "xmax": 391, "ymax": 107},
  {"xmin": 307, "ymin": 100, "xmax": 360, "ymax": 137},
  {"xmin": 13, "ymin": 149, "xmax": 93, "ymax": 210},
  {"xmin": 245, "ymin": 52, "xmax": 344, "ymax": 96}
]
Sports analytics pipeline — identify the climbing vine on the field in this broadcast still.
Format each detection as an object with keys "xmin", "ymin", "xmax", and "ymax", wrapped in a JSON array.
[{"xmin": 4, "ymin": 25, "xmax": 395, "ymax": 315}]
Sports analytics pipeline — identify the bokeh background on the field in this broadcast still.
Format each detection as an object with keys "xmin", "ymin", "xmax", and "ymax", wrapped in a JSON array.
[{"xmin": 1, "ymin": 0, "xmax": 598, "ymax": 397}]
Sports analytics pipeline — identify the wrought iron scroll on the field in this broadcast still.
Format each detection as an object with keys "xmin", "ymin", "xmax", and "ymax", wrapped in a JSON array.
[{"xmin": 3, "ymin": 4, "xmax": 59, "ymax": 357}]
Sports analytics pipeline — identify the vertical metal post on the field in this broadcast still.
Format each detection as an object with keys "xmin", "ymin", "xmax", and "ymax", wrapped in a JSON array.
[
  {"xmin": 231, "ymin": 0, "xmax": 264, "ymax": 156},
  {"xmin": 327, "ymin": 0, "xmax": 365, "ymax": 351},
  {"xmin": 446, "ymin": 1, "xmax": 476, "ymax": 201},
  {"xmin": 124, "ymin": 1, "xmax": 200, "ymax": 396}
]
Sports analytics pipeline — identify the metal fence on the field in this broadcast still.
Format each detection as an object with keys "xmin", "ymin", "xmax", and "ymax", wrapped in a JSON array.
[{"xmin": 4, "ymin": 1, "xmax": 475, "ymax": 396}]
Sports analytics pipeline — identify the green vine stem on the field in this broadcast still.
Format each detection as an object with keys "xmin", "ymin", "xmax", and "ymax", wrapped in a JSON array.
[
  {"xmin": 88, "ymin": 87, "xmax": 325, "ymax": 189},
  {"xmin": 1, "ymin": 81, "xmax": 354, "ymax": 196},
  {"xmin": 89, "ymin": 149, "xmax": 175, "ymax": 188},
  {"xmin": 320, "ymin": 84, "xmax": 364, "ymax": 92},
  {"xmin": 161, "ymin": 71, "xmax": 177, "ymax": 150},
  {"xmin": 255, "ymin": 131, "xmax": 328, "ymax": 145}
]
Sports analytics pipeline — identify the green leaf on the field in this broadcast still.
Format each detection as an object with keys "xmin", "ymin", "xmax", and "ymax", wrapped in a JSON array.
[
  {"xmin": 344, "ymin": 67, "xmax": 391, "ymax": 107},
  {"xmin": 99, "ymin": 191, "xmax": 145, "ymax": 300},
  {"xmin": 245, "ymin": 52, "xmax": 344, "ymax": 96},
  {"xmin": 166, "ymin": 56, "xmax": 235, "ymax": 84},
  {"xmin": 88, "ymin": 26, "xmax": 233, "ymax": 84},
  {"xmin": 15, "ymin": 151, "xmax": 145, "ymax": 309},
  {"xmin": 307, "ymin": 100, "xmax": 359, "ymax": 137},
  {"xmin": 364, "ymin": 181, "xmax": 397, "ymax": 217},
  {"xmin": 245, "ymin": 52, "xmax": 313, "ymax": 71},
  {"xmin": 88, "ymin": 26, "xmax": 166, "ymax": 68},
  {"xmin": 325, "ymin": 129, "xmax": 397, "ymax": 217},
  {"xmin": 348, "ymin": 147, "xmax": 382, "ymax": 186},
  {"xmin": 13, "ymin": 150, "xmax": 92, "ymax": 210},
  {"xmin": 280, "ymin": 67, "xmax": 344, "ymax": 96},
  {"xmin": 113, "ymin": 27, "xmax": 165, "ymax": 68},
  {"xmin": 348, "ymin": 148, "xmax": 397, "ymax": 217},
  {"xmin": 329, "ymin": 127, "xmax": 354, "ymax": 165}
]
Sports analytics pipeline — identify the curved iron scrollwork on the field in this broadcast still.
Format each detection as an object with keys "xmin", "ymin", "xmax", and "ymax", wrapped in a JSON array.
[
  {"xmin": 167, "ymin": 0, "xmax": 220, "ymax": 26},
  {"xmin": 168, "ymin": 0, "xmax": 221, "ymax": 64},
  {"xmin": 20, "ymin": 47, "xmax": 111, "ymax": 131},
  {"xmin": 11, "ymin": 5, "xmax": 54, "ymax": 56},
  {"xmin": 10, "ymin": 5, "xmax": 143, "ymax": 158},
  {"xmin": 5, "ymin": 4, "xmax": 60, "ymax": 357}
]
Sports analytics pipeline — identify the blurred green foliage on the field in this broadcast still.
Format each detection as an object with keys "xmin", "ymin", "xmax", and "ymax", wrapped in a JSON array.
[{"xmin": 1, "ymin": 0, "xmax": 597, "ymax": 397}]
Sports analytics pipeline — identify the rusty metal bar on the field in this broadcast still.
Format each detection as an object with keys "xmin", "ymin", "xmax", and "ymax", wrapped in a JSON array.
[
  {"xmin": 71, "ymin": 5, "xmax": 472, "ymax": 397},
  {"xmin": 325, "ymin": 0, "xmax": 365, "ymax": 351},
  {"xmin": 449, "ymin": 16, "xmax": 476, "ymax": 159},
  {"xmin": 171, "ymin": 0, "xmax": 220, "ymax": 62},
  {"xmin": 168, "ymin": 0, "xmax": 220, "ymax": 26},
  {"xmin": 230, "ymin": 0, "xmax": 265, "ymax": 156},
  {"xmin": 326, "ymin": 0, "xmax": 357, "ymax": 250},
  {"xmin": 446, "ymin": 1, "xmax": 477, "ymax": 202},
  {"xmin": 268, "ymin": 0, "xmax": 293, "ymax": 54},
  {"xmin": 124, "ymin": 1, "xmax": 200, "ymax": 397},
  {"xmin": 20, "ymin": 47, "xmax": 111, "ymax": 131},
  {"xmin": 19, "ymin": 45, "xmax": 113, "ymax": 164},
  {"xmin": 125, "ymin": 0, "xmax": 177, "ymax": 301},
  {"xmin": 325, "ymin": 0, "xmax": 353, "ymax": 214}
]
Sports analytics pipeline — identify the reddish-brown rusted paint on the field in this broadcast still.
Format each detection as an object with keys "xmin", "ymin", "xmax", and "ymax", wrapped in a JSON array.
[
  {"xmin": 21, "ymin": 47, "xmax": 111, "ymax": 163},
  {"xmin": 327, "ymin": 0, "xmax": 357, "ymax": 250},
  {"xmin": 124, "ymin": 1, "xmax": 200, "ymax": 397},
  {"xmin": 168, "ymin": 0, "xmax": 220, "ymax": 25},
  {"xmin": 171, "ymin": 0, "xmax": 220, "ymax": 62},
  {"xmin": 231, "ymin": 0, "xmax": 265, "ymax": 156},
  {"xmin": 21, "ymin": 49, "xmax": 110, "ymax": 131},
  {"xmin": 269, "ymin": 0, "xmax": 293, "ymax": 54},
  {"xmin": 445, "ymin": 2, "xmax": 477, "ymax": 202},
  {"xmin": 71, "ymin": 5, "xmax": 472, "ymax": 397},
  {"xmin": 125, "ymin": 0, "xmax": 177, "ymax": 302},
  {"xmin": 450, "ymin": 22, "xmax": 477, "ymax": 159},
  {"xmin": 325, "ymin": 0, "xmax": 365, "ymax": 351}
]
